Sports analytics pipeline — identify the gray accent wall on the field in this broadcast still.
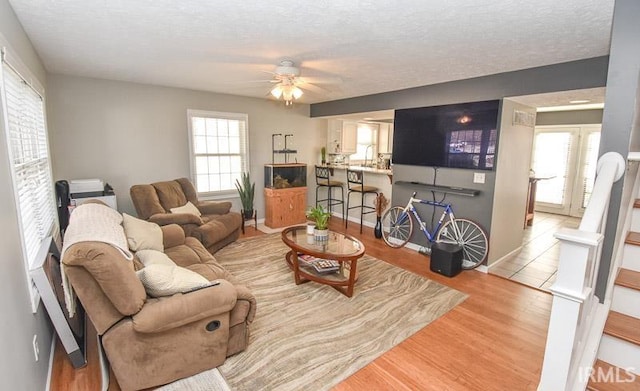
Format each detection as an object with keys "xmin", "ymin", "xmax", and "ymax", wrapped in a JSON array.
[
  {"xmin": 597, "ymin": 0, "xmax": 640, "ymax": 300},
  {"xmin": 311, "ymin": 56, "xmax": 608, "ymax": 118},
  {"xmin": 390, "ymin": 99, "xmax": 535, "ymax": 266},
  {"xmin": 0, "ymin": 0, "xmax": 53, "ymax": 390},
  {"xmin": 391, "ymin": 166, "xmax": 496, "ymax": 250},
  {"xmin": 46, "ymin": 74, "xmax": 325, "ymax": 218}
]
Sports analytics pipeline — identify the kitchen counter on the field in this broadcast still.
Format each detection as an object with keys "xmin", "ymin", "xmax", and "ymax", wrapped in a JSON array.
[
  {"xmin": 315, "ymin": 165, "xmax": 393, "ymax": 229},
  {"xmin": 325, "ymin": 164, "xmax": 392, "ymax": 175}
]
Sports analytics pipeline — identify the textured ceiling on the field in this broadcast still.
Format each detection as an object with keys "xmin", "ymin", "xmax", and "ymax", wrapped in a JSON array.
[{"xmin": 8, "ymin": 0, "xmax": 614, "ymax": 105}]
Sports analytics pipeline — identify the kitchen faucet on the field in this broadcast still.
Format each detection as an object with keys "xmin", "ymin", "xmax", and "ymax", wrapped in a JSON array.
[{"xmin": 364, "ymin": 144, "xmax": 373, "ymax": 167}]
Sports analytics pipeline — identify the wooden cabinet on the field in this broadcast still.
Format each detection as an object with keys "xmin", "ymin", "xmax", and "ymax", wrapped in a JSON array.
[
  {"xmin": 327, "ymin": 119, "xmax": 358, "ymax": 154},
  {"xmin": 378, "ymin": 123, "xmax": 394, "ymax": 154},
  {"xmin": 265, "ymin": 187, "xmax": 307, "ymax": 228}
]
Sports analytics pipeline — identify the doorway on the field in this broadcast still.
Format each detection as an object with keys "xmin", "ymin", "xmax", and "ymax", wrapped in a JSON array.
[{"xmin": 530, "ymin": 125, "xmax": 601, "ymax": 217}]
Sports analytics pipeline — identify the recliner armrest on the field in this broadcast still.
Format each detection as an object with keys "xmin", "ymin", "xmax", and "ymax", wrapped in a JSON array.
[
  {"xmin": 160, "ymin": 224, "xmax": 186, "ymax": 248},
  {"xmin": 198, "ymin": 201, "xmax": 232, "ymax": 215},
  {"xmin": 132, "ymin": 279, "xmax": 237, "ymax": 333},
  {"xmin": 235, "ymin": 284, "xmax": 257, "ymax": 324},
  {"xmin": 149, "ymin": 212, "xmax": 203, "ymax": 226}
]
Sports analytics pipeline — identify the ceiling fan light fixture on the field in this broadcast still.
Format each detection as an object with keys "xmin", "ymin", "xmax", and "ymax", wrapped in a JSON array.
[
  {"xmin": 270, "ymin": 83, "xmax": 303, "ymax": 105},
  {"xmin": 270, "ymin": 85, "xmax": 283, "ymax": 99}
]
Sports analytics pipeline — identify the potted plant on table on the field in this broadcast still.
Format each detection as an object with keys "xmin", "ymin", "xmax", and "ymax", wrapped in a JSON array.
[
  {"xmin": 235, "ymin": 172, "xmax": 255, "ymax": 220},
  {"xmin": 306, "ymin": 205, "xmax": 331, "ymax": 242}
]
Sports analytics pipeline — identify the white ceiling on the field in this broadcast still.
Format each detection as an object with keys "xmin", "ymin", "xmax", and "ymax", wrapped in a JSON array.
[{"xmin": 8, "ymin": 0, "xmax": 614, "ymax": 105}]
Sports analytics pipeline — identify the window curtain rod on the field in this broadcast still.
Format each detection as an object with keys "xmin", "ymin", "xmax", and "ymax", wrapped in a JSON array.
[{"xmin": 1, "ymin": 46, "xmax": 44, "ymax": 99}]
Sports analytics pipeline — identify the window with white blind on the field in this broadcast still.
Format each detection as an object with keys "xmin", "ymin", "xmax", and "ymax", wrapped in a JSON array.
[
  {"xmin": 187, "ymin": 110, "xmax": 249, "ymax": 196},
  {"xmin": 1, "ymin": 49, "xmax": 58, "ymax": 310},
  {"xmin": 350, "ymin": 123, "xmax": 377, "ymax": 162}
]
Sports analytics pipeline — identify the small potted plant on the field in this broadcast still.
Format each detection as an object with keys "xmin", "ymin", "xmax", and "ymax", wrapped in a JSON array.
[
  {"xmin": 320, "ymin": 146, "xmax": 327, "ymax": 165},
  {"xmin": 235, "ymin": 172, "xmax": 255, "ymax": 220},
  {"xmin": 306, "ymin": 205, "xmax": 331, "ymax": 242}
]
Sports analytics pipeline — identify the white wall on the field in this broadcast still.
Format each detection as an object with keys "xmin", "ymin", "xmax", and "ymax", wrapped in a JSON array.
[
  {"xmin": 0, "ymin": 0, "xmax": 54, "ymax": 389},
  {"xmin": 46, "ymin": 74, "xmax": 326, "ymax": 217},
  {"xmin": 488, "ymin": 99, "xmax": 536, "ymax": 266}
]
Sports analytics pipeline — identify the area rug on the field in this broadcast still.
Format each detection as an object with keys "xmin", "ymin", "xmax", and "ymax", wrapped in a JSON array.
[
  {"xmin": 161, "ymin": 233, "xmax": 467, "ymax": 390},
  {"xmin": 196, "ymin": 233, "xmax": 468, "ymax": 391}
]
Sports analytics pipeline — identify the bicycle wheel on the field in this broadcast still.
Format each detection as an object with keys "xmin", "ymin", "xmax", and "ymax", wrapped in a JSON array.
[
  {"xmin": 436, "ymin": 218, "xmax": 488, "ymax": 269},
  {"xmin": 381, "ymin": 206, "xmax": 413, "ymax": 248}
]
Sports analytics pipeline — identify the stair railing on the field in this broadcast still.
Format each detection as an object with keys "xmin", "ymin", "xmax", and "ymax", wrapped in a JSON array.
[{"xmin": 538, "ymin": 152, "xmax": 626, "ymax": 391}]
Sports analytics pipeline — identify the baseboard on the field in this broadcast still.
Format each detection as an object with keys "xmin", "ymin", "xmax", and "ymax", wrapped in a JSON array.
[
  {"xmin": 330, "ymin": 212, "xmax": 377, "ymax": 229},
  {"xmin": 45, "ymin": 334, "xmax": 56, "ymax": 391},
  {"xmin": 475, "ymin": 265, "xmax": 489, "ymax": 273},
  {"xmin": 487, "ymin": 245, "xmax": 523, "ymax": 271},
  {"xmin": 97, "ymin": 335, "xmax": 109, "ymax": 391}
]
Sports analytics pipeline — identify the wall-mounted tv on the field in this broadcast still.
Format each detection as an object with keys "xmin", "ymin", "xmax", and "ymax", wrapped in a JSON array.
[{"xmin": 392, "ymin": 100, "xmax": 501, "ymax": 170}]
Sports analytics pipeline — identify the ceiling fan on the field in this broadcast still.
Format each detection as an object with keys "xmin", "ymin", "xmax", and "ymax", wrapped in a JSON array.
[{"xmin": 261, "ymin": 60, "xmax": 341, "ymax": 105}]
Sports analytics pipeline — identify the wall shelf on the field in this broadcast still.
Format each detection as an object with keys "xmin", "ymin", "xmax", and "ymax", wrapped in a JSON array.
[
  {"xmin": 395, "ymin": 181, "xmax": 480, "ymax": 197},
  {"xmin": 272, "ymin": 134, "xmax": 297, "ymax": 163}
]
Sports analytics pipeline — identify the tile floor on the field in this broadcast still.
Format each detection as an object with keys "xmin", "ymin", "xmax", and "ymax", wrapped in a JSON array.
[{"xmin": 490, "ymin": 212, "xmax": 581, "ymax": 291}]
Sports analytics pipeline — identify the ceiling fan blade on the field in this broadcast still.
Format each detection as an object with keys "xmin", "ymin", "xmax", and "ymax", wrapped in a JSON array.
[
  {"xmin": 298, "ymin": 82, "xmax": 331, "ymax": 95},
  {"xmin": 221, "ymin": 77, "xmax": 280, "ymax": 85},
  {"xmin": 241, "ymin": 79, "xmax": 279, "ymax": 83},
  {"xmin": 298, "ymin": 76, "xmax": 342, "ymax": 85}
]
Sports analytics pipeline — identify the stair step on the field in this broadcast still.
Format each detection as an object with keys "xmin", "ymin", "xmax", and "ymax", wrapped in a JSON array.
[
  {"xmin": 634, "ymin": 199, "xmax": 640, "ymax": 209},
  {"xmin": 625, "ymin": 232, "xmax": 640, "ymax": 246},
  {"xmin": 604, "ymin": 311, "xmax": 640, "ymax": 346},
  {"xmin": 616, "ymin": 268, "xmax": 640, "ymax": 291},
  {"xmin": 587, "ymin": 360, "xmax": 640, "ymax": 391}
]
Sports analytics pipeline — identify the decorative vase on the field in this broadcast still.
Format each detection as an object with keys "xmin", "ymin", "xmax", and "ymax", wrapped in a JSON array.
[
  {"xmin": 314, "ymin": 228, "xmax": 329, "ymax": 242},
  {"xmin": 374, "ymin": 216, "xmax": 382, "ymax": 238}
]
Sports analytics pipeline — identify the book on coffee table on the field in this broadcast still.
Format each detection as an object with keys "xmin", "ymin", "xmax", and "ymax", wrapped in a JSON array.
[{"xmin": 297, "ymin": 254, "xmax": 340, "ymax": 274}]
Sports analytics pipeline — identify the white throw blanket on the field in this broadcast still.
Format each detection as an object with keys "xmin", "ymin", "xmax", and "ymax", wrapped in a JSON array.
[{"xmin": 61, "ymin": 203, "xmax": 133, "ymax": 317}]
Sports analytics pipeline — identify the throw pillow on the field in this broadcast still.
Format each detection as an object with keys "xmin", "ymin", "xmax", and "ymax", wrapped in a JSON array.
[
  {"xmin": 136, "ymin": 249, "xmax": 176, "ymax": 267},
  {"xmin": 170, "ymin": 201, "xmax": 202, "ymax": 217},
  {"xmin": 122, "ymin": 213, "xmax": 164, "ymax": 252},
  {"xmin": 136, "ymin": 264, "xmax": 211, "ymax": 297}
]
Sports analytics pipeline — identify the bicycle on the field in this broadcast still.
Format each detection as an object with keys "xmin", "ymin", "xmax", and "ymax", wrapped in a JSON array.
[{"xmin": 381, "ymin": 191, "xmax": 489, "ymax": 269}]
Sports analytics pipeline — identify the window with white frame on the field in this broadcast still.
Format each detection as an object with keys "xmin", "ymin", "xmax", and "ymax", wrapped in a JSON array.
[
  {"xmin": 1, "ymin": 48, "xmax": 58, "ymax": 310},
  {"xmin": 350, "ymin": 123, "xmax": 377, "ymax": 162},
  {"xmin": 187, "ymin": 110, "xmax": 249, "ymax": 196}
]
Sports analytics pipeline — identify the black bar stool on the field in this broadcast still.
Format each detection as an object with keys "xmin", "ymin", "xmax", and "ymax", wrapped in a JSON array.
[
  {"xmin": 345, "ymin": 169, "xmax": 379, "ymax": 233},
  {"xmin": 315, "ymin": 165, "xmax": 345, "ymax": 218}
]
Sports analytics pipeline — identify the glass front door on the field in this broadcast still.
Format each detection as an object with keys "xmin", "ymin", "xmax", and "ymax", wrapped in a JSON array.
[{"xmin": 531, "ymin": 125, "xmax": 601, "ymax": 217}]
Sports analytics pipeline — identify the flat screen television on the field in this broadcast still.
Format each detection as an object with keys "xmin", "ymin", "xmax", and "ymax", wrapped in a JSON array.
[{"xmin": 392, "ymin": 100, "xmax": 500, "ymax": 170}]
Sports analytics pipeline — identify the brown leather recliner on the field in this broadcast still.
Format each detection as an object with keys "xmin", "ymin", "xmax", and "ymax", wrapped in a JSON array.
[
  {"xmin": 63, "ymin": 222, "xmax": 256, "ymax": 390},
  {"xmin": 130, "ymin": 178, "xmax": 242, "ymax": 254}
]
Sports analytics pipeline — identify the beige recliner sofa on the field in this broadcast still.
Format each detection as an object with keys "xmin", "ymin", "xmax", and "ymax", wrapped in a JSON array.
[
  {"xmin": 130, "ymin": 178, "xmax": 242, "ymax": 254},
  {"xmin": 63, "ymin": 219, "xmax": 256, "ymax": 390}
]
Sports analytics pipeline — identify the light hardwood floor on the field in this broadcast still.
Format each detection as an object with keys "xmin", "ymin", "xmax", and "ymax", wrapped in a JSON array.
[{"xmin": 51, "ymin": 220, "xmax": 551, "ymax": 390}]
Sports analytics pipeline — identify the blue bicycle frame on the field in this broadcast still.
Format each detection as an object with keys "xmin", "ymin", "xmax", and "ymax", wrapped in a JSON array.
[{"xmin": 398, "ymin": 191, "xmax": 456, "ymax": 243}]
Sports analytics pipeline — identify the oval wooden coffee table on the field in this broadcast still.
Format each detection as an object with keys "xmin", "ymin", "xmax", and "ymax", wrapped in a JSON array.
[{"xmin": 281, "ymin": 226, "xmax": 365, "ymax": 297}]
